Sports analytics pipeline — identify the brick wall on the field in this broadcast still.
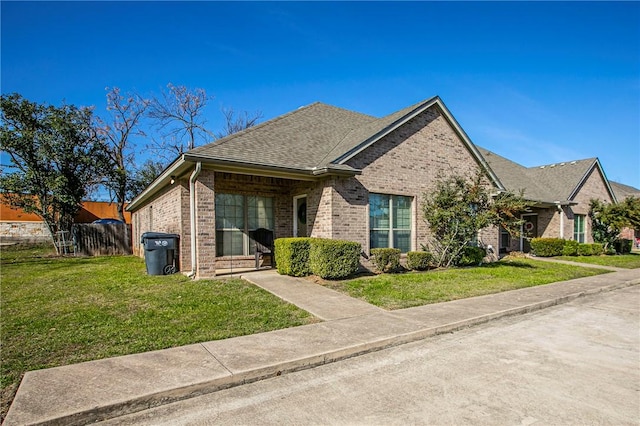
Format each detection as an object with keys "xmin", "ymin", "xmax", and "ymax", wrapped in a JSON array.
[
  {"xmin": 131, "ymin": 183, "xmax": 184, "ymax": 259},
  {"xmin": 568, "ymin": 166, "xmax": 614, "ymax": 243},
  {"xmin": 316, "ymin": 106, "xmax": 494, "ymax": 254}
]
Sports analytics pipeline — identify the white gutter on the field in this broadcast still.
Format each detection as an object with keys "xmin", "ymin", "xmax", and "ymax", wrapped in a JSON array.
[{"xmin": 187, "ymin": 162, "xmax": 202, "ymax": 278}]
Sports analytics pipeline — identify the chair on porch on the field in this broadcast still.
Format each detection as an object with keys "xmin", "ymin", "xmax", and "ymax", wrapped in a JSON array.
[{"xmin": 253, "ymin": 228, "xmax": 274, "ymax": 270}]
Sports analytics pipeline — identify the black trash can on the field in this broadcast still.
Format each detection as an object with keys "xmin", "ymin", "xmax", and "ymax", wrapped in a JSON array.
[{"xmin": 141, "ymin": 232, "xmax": 180, "ymax": 275}]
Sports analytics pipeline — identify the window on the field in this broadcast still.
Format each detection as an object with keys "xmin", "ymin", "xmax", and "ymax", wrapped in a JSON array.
[
  {"xmin": 499, "ymin": 226, "xmax": 511, "ymax": 251},
  {"xmin": 215, "ymin": 194, "xmax": 274, "ymax": 256},
  {"xmin": 574, "ymin": 214, "xmax": 585, "ymax": 243},
  {"xmin": 369, "ymin": 194, "xmax": 412, "ymax": 253}
]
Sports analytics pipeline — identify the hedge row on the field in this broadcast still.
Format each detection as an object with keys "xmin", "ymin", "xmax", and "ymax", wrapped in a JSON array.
[
  {"xmin": 274, "ymin": 237, "xmax": 361, "ymax": 279},
  {"xmin": 530, "ymin": 238, "xmax": 606, "ymax": 257}
]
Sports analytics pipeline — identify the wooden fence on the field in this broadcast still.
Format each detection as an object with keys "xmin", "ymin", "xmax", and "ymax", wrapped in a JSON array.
[{"xmin": 71, "ymin": 224, "xmax": 132, "ymax": 256}]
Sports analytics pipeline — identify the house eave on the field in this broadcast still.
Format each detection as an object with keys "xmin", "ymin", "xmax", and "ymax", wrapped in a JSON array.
[
  {"xmin": 182, "ymin": 154, "xmax": 361, "ymax": 180},
  {"xmin": 126, "ymin": 156, "xmax": 190, "ymax": 212},
  {"xmin": 530, "ymin": 199, "xmax": 577, "ymax": 208}
]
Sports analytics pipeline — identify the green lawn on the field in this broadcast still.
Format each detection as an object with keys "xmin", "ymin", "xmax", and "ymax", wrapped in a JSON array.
[
  {"xmin": 321, "ymin": 258, "xmax": 610, "ymax": 310},
  {"xmin": 0, "ymin": 245, "xmax": 315, "ymax": 420},
  {"xmin": 555, "ymin": 253, "xmax": 640, "ymax": 269}
]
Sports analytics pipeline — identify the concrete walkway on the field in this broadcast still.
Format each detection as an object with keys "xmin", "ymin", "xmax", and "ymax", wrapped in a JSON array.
[
  {"xmin": 241, "ymin": 270, "xmax": 384, "ymax": 320},
  {"xmin": 4, "ymin": 267, "xmax": 640, "ymax": 425}
]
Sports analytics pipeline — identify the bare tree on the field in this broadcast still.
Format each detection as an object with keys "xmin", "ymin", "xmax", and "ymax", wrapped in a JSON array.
[
  {"xmin": 147, "ymin": 83, "xmax": 213, "ymax": 160},
  {"xmin": 215, "ymin": 107, "xmax": 263, "ymax": 139},
  {"xmin": 96, "ymin": 87, "xmax": 148, "ymax": 222}
]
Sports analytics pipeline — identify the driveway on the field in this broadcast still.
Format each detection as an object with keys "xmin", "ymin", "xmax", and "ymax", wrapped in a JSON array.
[{"xmin": 102, "ymin": 285, "xmax": 640, "ymax": 425}]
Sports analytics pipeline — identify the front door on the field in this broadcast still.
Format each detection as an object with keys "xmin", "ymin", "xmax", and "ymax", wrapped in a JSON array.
[
  {"xmin": 521, "ymin": 215, "xmax": 538, "ymax": 252},
  {"xmin": 294, "ymin": 196, "xmax": 307, "ymax": 237}
]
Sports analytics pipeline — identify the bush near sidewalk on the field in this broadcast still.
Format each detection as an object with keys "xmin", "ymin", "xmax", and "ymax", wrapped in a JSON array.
[
  {"xmin": 370, "ymin": 248, "xmax": 401, "ymax": 273},
  {"xmin": 276, "ymin": 238, "xmax": 361, "ymax": 279},
  {"xmin": 274, "ymin": 237, "xmax": 313, "ymax": 277}
]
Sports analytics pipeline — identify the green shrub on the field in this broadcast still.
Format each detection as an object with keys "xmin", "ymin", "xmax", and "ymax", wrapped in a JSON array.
[
  {"xmin": 530, "ymin": 238, "xmax": 565, "ymax": 257},
  {"xmin": 274, "ymin": 237, "xmax": 313, "ymax": 277},
  {"xmin": 577, "ymin": 243, "xmax": 593, "ymax": 256},
  {"xmin": 614, "ymin": 238, "xmax": 633, "ymax": 254},
  {"xmin": 590, "ymin": 243, "xmax": 604, "ymax": 256},
  {"xmin": 406, "ymin": 251, "xmax": 433, "ymax": 271},
  {"xmin": 562, "ymin": 240, "xmax": 580, "ymax": 256},
  {"xmin": 458, "ymin": 246, "xmax": 486, "ymax": 266},
  {"xmin": 370, "ymin": 248, "xmax": 401, "ymax": 273},
  {"xmin": 309, "ymin": 239, "xmax": 361, "ymax": 279}
]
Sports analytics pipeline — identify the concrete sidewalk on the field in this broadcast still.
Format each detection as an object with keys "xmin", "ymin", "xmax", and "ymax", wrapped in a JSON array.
[
  {"xmin": 241, "ymin": 270, "xmax": 384, "ymax": 320},
  {"xmin": 4, "ymin": 268, "xmax": 640, "ymax": 426}
]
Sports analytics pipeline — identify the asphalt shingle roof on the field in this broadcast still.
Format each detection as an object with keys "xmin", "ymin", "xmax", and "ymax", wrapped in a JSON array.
[
  {"xmin": 610, "ymin": 181, "xmax": 640, "ymax": 200},
  {"xmin": 478, "ymin": 147, "xmax": 600, "ymax": 203},
  {"xmin": 187, "ymin": 102, "xmax": 376, "ymax": 170},
  {"xmin": 186, "ymin": 98, "xmax": 614, "ymax": 206},
  {"xmin": 186, "ymin": 98, "xmax": 442, "ymax": 172}
]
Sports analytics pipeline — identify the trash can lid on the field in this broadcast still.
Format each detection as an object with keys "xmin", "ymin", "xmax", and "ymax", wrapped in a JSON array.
[{"xmin": 141, "ymin": 232, "xmax": 180, "ymax": 240}]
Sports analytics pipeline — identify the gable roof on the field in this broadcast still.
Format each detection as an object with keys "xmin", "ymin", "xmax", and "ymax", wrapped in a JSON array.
[
  {"xmin": 478, "ymin": 147, "xmax": 616, "ymax": 205},
  {"xmin": 186, "ymin": 102, "xmax": 376, "ymax": 173},
  {"xmin": 184, "ymin": 96, "xmax": 502, "ymax": 184},
  {"xmin": 610, "ymin": 180, "xmax": 640, "ymax": 200},
  {"xmin": 128, "ymin": 96, "xmax": 504, "ymax": 211}
]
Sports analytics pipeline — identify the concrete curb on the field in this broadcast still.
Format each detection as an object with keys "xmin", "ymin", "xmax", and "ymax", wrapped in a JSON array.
[{"xmin": 4, "ymin": 275, "xmax": 639, "ymax": 426}]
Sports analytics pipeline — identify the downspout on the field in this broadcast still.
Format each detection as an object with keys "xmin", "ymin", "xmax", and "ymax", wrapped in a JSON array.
[
  {"xmin": 556, "ymin": 202, "xmax": 564, "ymax": 239},
  {"xmin": 187, "ymin": 162, "xmax": 202, "ymax": 278}
]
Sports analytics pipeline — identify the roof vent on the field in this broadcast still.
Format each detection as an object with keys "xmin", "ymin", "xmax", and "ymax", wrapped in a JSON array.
[
  {"xmin": 550, "ymin": 164, "xmax": 556, "ymax": 168},
  {"xmin": 570, "ymin": 161, "xmax": 577, "ymax": 165},
  {"xmin": 540, "ymin": 165, "xmax": 545, "ymax": 169},
  {"xmin": 560, "ymin": 162, "xmax": 566, "ymax": 166}
]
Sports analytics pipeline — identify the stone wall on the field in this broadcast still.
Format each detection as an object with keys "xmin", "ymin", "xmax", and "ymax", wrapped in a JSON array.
[{"xmin": 0, "ymin": 221, "xmax": 51, "ymax": 244}]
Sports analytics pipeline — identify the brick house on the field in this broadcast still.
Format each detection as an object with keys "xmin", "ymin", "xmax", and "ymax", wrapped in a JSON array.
[
  {"xmin": 127, "ymin": 96, "xmax": 628, "ymax": 278},
  {"xmin": 127, "ymin": 97, "xmax": 506, "ymax": 278},
  {"xmin": 478, "ymin": 149, "xmax": 618, "ymax": 253},
  {"xmin": 610, "ymin": 181, "xmax": 640, "ymax": 243}
]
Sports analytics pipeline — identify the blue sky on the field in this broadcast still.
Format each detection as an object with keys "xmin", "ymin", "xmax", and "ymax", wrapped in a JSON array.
[{"xmin": 2, "ymin": 1, "xmax": 639, "ymax": 189}]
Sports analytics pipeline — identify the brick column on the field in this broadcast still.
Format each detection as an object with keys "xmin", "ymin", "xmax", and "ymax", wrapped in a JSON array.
[{"xmin": 195, "ymin": 170, "xmax": 216, "ymax": 278}]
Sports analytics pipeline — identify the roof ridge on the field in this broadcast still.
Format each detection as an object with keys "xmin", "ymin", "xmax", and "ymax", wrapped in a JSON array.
[
  {"xmin": 528, "ymin": 157, "xmax": 597, "ymax": 169},
  {"xmin": 188, "ymin": 102, "xmax": 324, "ymax": 154}
]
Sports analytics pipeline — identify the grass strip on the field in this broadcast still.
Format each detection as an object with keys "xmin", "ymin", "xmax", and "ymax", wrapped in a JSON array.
[
  {"xmin": 555, "ymin": 253, "xmax": 640, "ymax": 269},
  {"xmin": 0, "ymin": 246, "xmax": 315, "ymax": 420},
  {"xmin": 322, "ymin": 258, "xmax": 609, "ymax": 310}
]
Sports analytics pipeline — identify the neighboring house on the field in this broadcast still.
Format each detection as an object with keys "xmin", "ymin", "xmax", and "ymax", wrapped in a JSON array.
[
  {"xmin": 126, "ymin": 96, "xmax": 629, "ymax": 278},
  {"xmin": 478, "ymin": 149, "xmax": 617, "ymax": 253},
  {"xmin": 610, "ymin": 180, "xmax": 640, "ymax": 243},
  {"xmin": 0, "ymin": 200, "xmax": 132, "ymax": 244}
]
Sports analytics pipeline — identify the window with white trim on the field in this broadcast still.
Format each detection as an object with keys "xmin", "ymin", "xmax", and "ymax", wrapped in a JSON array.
[
  {"xmin": 574, "ymin": 214, "xmax": 586, "ymax": 243},
  {"xmin": 215, "ymin": 193, "xmax": 274, "ymax": 256},
  {"xmin": 369, "ymin": 193, "xmax": 412, "ymax": 253}
]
